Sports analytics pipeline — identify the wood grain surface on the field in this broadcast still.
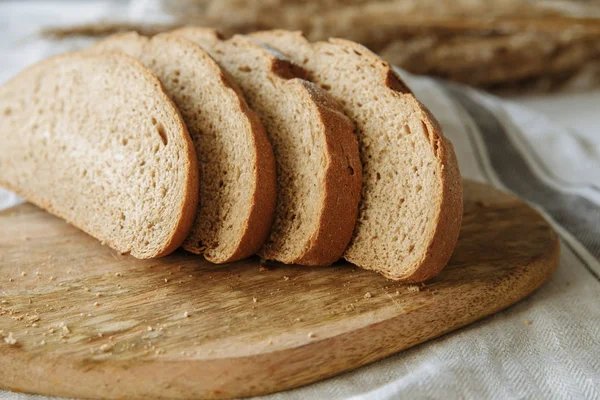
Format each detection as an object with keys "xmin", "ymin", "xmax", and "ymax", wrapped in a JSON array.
[{"xmin": 0, "ymin": 180, "xmax": 559, "ymax": 399}]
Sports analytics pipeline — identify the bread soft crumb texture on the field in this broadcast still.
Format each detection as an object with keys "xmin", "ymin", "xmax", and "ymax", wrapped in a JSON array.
[
  {"xmin": 173, "ymin": 27, "xmax": 362, "ymax": 266},
  {"xmin": 0, "ymin": 52, "xmax": 199, "ymax": 259},
  {"xmin": 89, "ymin": 32, "xmax": 276, "ymax": 263},
  {"xmin": 252, "ymin": 30, "xmax": 463, "ymax": 281}
]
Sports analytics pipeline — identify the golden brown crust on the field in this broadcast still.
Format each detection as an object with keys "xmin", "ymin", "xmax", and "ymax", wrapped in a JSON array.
[
  {"xmin": 126, "ymin": 51, "xmax": 199, "ymax": 259},
  {"xmin": 385, "ymin": 100, "xmax": 463, "ymax": 282},
  {"xmin": 293, "ymin": 81, "xmax": 362, "ymax": 266},
  {"xmin": 220, "ymin": 98, "xmax": 277, "ymax": 263}
]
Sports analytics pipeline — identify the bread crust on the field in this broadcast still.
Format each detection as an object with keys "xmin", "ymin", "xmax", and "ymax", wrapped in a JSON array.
[
  {"xmin": 173, "ymin": 27, "xmax": 362, "ymax": 266},
  {"xmin": 0, "ymin": 51, "xmax": 199, "ymax": 259},
  {"xmin": 251, "ymin": 30, "xmax": 463, "ymax": 281},
  {"xmin": 291, "ymin": 80, "xmax": 362, "ymax": 266}
]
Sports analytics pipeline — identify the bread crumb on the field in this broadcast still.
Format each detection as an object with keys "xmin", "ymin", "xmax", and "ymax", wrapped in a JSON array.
[
  {"xmin": 98, "ymin": 333, "xmax": 103, "ymax": 338},
  {"xmin": 407, "ymin": 285, "xmax": 420, "ymax": 292},
  {"xmin": 48, "ymin": 328, "xmax": 55, "ymax": 334},
  {"xmin": 115, "ymin": 272, "xmax": 122, "ymax": 277},
  {"xmin": 184, "ymin": 311, "xmax": 190, "ymax": 318},
  {"xmin": 147, "ymin": 326, "xmax": 153, "ymax": 331},
  {"xmin": 364, "ymin": 292, "xmax": 372, "ymax": 299},
  {"xmin": 49, "ymin": 276, "xmax": 55, "ymax": 281},
  {"xmin": 28, "ymin": 315, "xmax": 40, "ymax": 322},
  {"xmin": 283, "ymin": 276, "xmax": 290, "ymax": 281},
  {"xmin": 21, "ymin": 272, "xmax": 26, "ymax": 277},
  {"xmin": 83, "ymin": 287, "xmax": 90, "ymax": 292},
  {"xmin": 94, "ymin": 302, "xmax": 100, "ymax": 307},
  {"xmin": 308, "ymin": 332, "xmax": 316, "ymax": 338},
  {"xmin": 259, "ymin": 265, "xmax": 268, "ymax": 272},
  {"xmin": 99, "ymin": 343, "xmax": 113, "ymax": 353},
  {"xmin": 252, "ymin": 297, "xmax": 257, "ymax": 303},
  {"xmin": 4, "ymin": 332, "xmax": 16, "ymax": 345},
  {"xmin": 8, "ymin": 278, "xmax": 13, "ymax": 282},
  {"xmin": 524, "ymin": 320, "xmax": 533, "ymax": 326},
  {"xmin": 61, "ymin": 323, "xmax": 70, "ymax": 334},
  {"xmin": 295, "ymin": 317, "xmax": 302, "ymax": 322},
  {"xmin": 39, "ymin": 340, "xmax": 45, "ymax": 345},
  {"xmin": 95, "ymin": 293, "xmax": 102, "ymax": 298},
  {"xmin": 395, "ymin": 291, "xmax": 400, "ymax": 295},
  {"xmin": 164, "ymin": 278, "xmax": 169, "ymax": 283},
  {"xmin": 155, "ymin": 349, "xmax": 164, "ymax": 355}
]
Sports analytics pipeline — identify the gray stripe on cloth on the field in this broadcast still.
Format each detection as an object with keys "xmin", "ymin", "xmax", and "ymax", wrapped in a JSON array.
[
  {"xmin": 496, "ymin": 105, "xmax": 600, "ymax": 194},
  {"xmin": 441, "ymin": 83, "xmax": 600, "ymax": 279}
]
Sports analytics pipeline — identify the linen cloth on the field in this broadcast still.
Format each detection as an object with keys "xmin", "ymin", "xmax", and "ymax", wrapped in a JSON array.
[{"xmin": 1, "ymin": 2, "xmax": 600, "ymax": 399}]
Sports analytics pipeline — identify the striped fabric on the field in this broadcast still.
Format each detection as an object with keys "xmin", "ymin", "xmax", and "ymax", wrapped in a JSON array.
[{"xmin": 1, "ymin": 72, "xmax": 599, "ymax": 400}]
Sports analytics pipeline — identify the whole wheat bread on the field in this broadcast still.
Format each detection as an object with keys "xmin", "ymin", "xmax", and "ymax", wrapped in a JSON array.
[
  {"xmin": 252, "ymin": 30, "xmax": 463, "ymax": 281},
  {"xmin": 172, "ymin": 27, "xmax": 363, "ymax": 266},
  {"xmin": 90, "ymin": 32, "xmax": 276, "ymax": 263},
  {"xmin": 0, "ymin": 52, "xmax": 199, "ymax": 258}
]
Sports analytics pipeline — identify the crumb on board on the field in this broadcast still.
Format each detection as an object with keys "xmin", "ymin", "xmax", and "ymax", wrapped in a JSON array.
[
  {"xmin": 164, "ymin": 278, "xmax": 169, "ymax": 283},
  {"xmin": 99, "ymin": 343, "xmax": 113, "ymax": 353},
  {"xmin": 184, "ymin": 311, "xmax": 190, "ymax": 318},
  {"xmin": 21, "ymin": 272, "xmax": 26, "ymax": 276},
  {"xmin": 4, "ymin": 332, "xmax": 17, "ymax": 345},
  {"xmin": 252, "ymin": 297, "xmax": 257, "ymax": 303},
  {"xmin": 94, "ymin": 302, "xmax": 100, "ymax": 307},
  {"xmin": 115, "ymin": 272, "xmax": 122, "ymax": 277},
  {"xmin": 49, "ymin": 276, "xmax": 55, "ymax": 281},
  {"xmin": 524, "ymin": 320, "xmax": 533, "ymax": 326},
  {"xmin": 283, "ymin": 276, "xmax": 290, "ymax": 281},
  {"xmin": 364, "ymin": 292, "xmax": 372, "ymax": 299},
  {"xmin": 147, "ymin": 326, "xmax": 153, "ymax": 332},
  {"xmin": 95, "ymin": 293, "xmax": 102, "ymax": 298},
  {"xmin": 60, "ymin": 323, "xmax": 70, "ymax": 335},
  {"xmin": 407, "ymin": 285, "xmax": 420, "ymax": 293},
  {"xmin": 259, "ymin": 265, "xmax": 269, "ymax": 272},
  {"xmin": 308, "ymin": 332, "xmax": 316, "ymax": 338}
]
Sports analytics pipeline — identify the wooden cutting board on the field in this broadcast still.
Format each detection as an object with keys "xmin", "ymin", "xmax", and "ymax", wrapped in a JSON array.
[{"xmin": 0, "ymin": 180, "xmax": 559, "ymax": 400}]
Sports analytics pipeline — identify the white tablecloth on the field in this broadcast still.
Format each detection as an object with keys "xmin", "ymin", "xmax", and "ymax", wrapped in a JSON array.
[{"xmin": 1, "ymin": 2, "xmax": 599, "ymax": 399}]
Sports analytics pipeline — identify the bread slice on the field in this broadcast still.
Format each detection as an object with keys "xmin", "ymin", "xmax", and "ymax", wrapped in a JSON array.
[
  {"xmin": 251, "ymin": 30, "xmax": 463, "ymax": 281},
  {"xmin": 172, "ymin": 28, "xmax": 362, "ymax": 266},
  {"xmin": 90, "ymin": 32, "xmax": 276, "ymax": 263},
  {"xmin": 0, "ymin": 51, "xmax": 199, "ymax": 259}
]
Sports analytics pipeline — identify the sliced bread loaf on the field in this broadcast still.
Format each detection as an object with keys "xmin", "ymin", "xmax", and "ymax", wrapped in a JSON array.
[
  {"xmin": 0, "ymin": 52, "xmax": 199, "ymax": 258},
  {"xmin": 252, "ymin": 30, "xmax": 463, "ymax": 281},
  {"xmin": 90, "ymin": 32, "xmax": 276, "ymax": 263},
  {"xmin": 172, "ymin": 28, "xmax": 363, "ymax": 266}
]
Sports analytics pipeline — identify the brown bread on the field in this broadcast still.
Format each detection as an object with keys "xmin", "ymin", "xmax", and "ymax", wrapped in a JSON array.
[
  {"xmin": 90, "ymin": 32, "xmax": 276, "ymax": 263},
  {"xmin": 0, "ymin": 52, "xmax": 199, "ymax": 258},
  {"xmin": 173, "ymin": 27, "xmax": 363, "ymax": 266},
  {"xmin": 252, "ymin": 30, "xmax": 463, "ymax": 281}
]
